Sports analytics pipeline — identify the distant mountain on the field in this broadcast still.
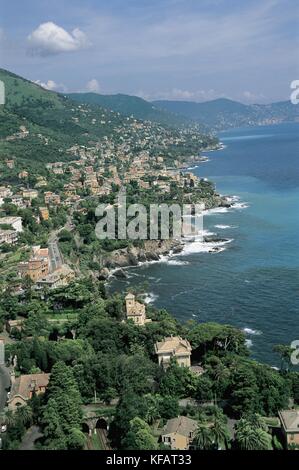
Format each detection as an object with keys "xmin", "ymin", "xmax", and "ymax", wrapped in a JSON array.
[
  {"xmin": 153, "ymin": 98, "xmax": 299, "ymax": 131},
  {"xmin": 68, "ymin": 92, "xmax": 193, "ymax": 128}
]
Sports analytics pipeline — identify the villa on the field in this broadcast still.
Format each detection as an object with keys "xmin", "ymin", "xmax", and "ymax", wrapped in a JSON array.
[{"xmin": 154, "ymin": 336, "xmax": 192, "ymax": 369}]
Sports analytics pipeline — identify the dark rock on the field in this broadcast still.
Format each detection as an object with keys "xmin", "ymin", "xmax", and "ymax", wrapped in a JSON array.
[{"xmin": 114, "ymin": 268, "xmax": 128, "ymax": 279}]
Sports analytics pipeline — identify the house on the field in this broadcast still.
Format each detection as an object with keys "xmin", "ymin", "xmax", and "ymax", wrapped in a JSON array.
[
  {"xmin": 0, "ymin": 216, "xmax": 23, "ymax": 232},
  {"xmin": 18, "ymin": 170, "xmax": 29, "ymax": 179},
  {"xmin": 19, "ymin": 246, "xmax": 49, "ymax": 282},
  {"xmin": 22, "ymin": 189, "xmax": 38, "ymax": 200},
  {"xmin": 44, "ymin": 192, "xmax": 61, "ymax": 205},
  {"xmin": 8, "ymin": 373, "xmax": 50, "ymax": 411},
  {"xmin": 39, "ymin": 207, "xmax": 49, "ymax": 221},
  {"xmin": 6, "ymin": 159, "xmax": 15, "ymax": 169},
  {"xmin": 154, "ymin": 336, "xmax": 192, "ymax": 369},
  {"xmin": 0, "ymin": 186, "xmax": 13, "ymax": 199},
  {"xmin": 11, "ymin": 195, "xmax": 28, "ymax": 209},
  {"xmin": 0, "ymin": 229, "xmax": 18, "ymax": 245},
  {"xmin": 6, "ymin": 319, "xmax": 25, "ymax": 333},
  {"xmin": 278, "ymin": 410, "xmax": 299, "ymax": 448},
  {"xmin": 161, "ymin": 416, "xmax": 198, "ymax": 450},
  {"xmin": 35, "ymin": 265, "xmax": 75, "ymax": 289},
  {"xmin": 125, "ymin": 293, "xmax": 151, "ymax": 326}
]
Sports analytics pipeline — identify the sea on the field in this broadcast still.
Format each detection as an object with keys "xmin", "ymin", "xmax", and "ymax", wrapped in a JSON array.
[{"xmin": 110, "ymin": 122, "xmax": 299, "ymax": 366}]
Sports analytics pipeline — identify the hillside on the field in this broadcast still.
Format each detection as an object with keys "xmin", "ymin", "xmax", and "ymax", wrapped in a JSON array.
[
  {"xmin": 0, "ymin": 69, "xmax": 132, "ymax": 166},
  {"xmin": 68, "ymin": 92, "xmax": 193, "ymax": 128},
  {"xmin": 0, "ymin": 69, "xmax": 218, "ymax": 174},
  {"xmin": 153, "ymin": 98, "xmax": 299, "ymax": 130}
]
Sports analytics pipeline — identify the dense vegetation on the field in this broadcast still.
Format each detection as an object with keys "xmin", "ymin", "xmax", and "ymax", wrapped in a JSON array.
[
  {"xmin": 68, "ymin": 92, "xmax": 194, "ymax": 128},
  {"xmin": 0, "ymin": 278, "xmax": 298, "ymax": 450}
]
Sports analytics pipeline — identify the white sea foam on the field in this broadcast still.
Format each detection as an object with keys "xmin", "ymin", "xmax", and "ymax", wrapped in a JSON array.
[
  {"xmin": 181, "ymin": 238, "xmax": 233, "ymax": 255},
  {"xmin": 214, "ymin": 224, "xmax": 237, "ymax": 229},
  {"xmin": 205, "ymin": 200, "xmax": 248, "ymax": 215},
  {"xmin": 243, "ymin": 327, "xmax": 262, "ymax": 336},
  {"xmin": 187, "ymin": 165, "xmax": 199, "ymax": 170},
  {"xmin": 225, "ymin": 195, "xmax": 240, "ymax": 203},
  {"xmin": 232, "ymin": 202, "xmax": 249, "ymax": 209},
  {"xmin": 204, "ymin": 207, "xmax": 230, "ymax": 215},
  {"xmin": 143, "ymin": 292, "xmax": 159, "ymax": 304},
  {"xmin": 245, "ymin": 339, "xmax": 253, "ymax": 348},
  {"xmin": 166, "ymin": 259, "xmax": 190, "ymax": 266}
]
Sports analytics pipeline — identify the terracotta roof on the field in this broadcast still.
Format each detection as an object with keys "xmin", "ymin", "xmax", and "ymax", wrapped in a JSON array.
[
  {"xmin": 163, "ymin": 416, "xmax": 198, "ymax": 437},
  {"xmin": 10, "ymin": 373, "xmax": 50, "ymax": 401}
]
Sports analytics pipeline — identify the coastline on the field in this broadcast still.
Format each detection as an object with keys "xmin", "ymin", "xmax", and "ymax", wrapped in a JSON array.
[{"xmin": 101, "ymin": 196, "xmax": 247, "ymax": 282}]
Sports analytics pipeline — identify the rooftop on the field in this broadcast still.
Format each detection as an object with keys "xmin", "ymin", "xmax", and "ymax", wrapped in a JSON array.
[
  {"xmin": 155, "ymin": 336, "xmax": 192, "ymax": 355},
  {"xmin": 279, "ymin": 410, "xmax": 299, "ymax": 432},
  {"xmin": 163, "ymin": 416, "xmax": 198, "ymax": 437},
  {"xmin": 10, "ymin": 373, "xmax": 50, "ymax": 401}
]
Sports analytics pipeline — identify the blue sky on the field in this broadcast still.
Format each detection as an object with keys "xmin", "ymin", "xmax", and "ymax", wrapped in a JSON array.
[{"xmin": 0, "ymin": 0, "xmax": 298, "ymax": 102}]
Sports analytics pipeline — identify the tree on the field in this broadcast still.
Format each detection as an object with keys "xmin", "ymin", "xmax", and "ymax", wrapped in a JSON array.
[
  {"xmin": 211, "ymin": 415, "xmax": 230, "ymax": 450},
  {"xmin": 193, "ymin": 422, "xmax": 213, "ymax": 450},
  {"xmin": 235, "ymin": 417, "xmax": 272, "ymax": 450},
  {"xmin": 273, "ymin": 344, "xmax": 293, "ymax": 371},
  {"xmin": 122, "ymin": 417, "xmax": 158, "ymax": 450},
  {"xmin": 156, "ymin": 395, "xmax": 178, "ymax": 420},
  {"xmin": 42, "ymin": 362, "xmax": 83, "ymax": 450},
  {"xmin": 109, "ymin": 390, "xmax": 148, "ymax": 449},
  {"xmin": 16, "ymin": 405, "xmax": 33, "ymax": 427}
]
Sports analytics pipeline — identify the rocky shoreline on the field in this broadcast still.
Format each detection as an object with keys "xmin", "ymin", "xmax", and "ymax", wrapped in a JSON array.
[{"xmin": 98, "ymin": 195, "xmax": 234, "ymax": 281}]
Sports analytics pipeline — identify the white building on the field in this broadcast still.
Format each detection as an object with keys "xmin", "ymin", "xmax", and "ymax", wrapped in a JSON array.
[{"xmin": 0, "ymin": 216, "xmax": 23, "ymax": 232}]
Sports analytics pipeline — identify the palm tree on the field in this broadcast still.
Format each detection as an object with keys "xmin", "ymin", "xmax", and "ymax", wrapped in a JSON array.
[
  {"xmin": 211, "ymin": 416, "xmax": 230, "ymax": 450},
  {"xmin": 3, "ymin": 409, "xmax": 15, "ymax": 427},
  {"xmin": 193, "ymin": 422, "xmax": 213, "ymax": 450},
  {"xmin": 254, "ymin": 428, "xmax": 272, "ymax": 450},
  {"xmin": 246, "ymin": 413, "xmax": 268, "ymax": 432},
  {"xmin": 16, "ymin": 405, "xmax": 33, "ymax": 427},
  {"xmin": 235, "ymin": 419, "xmax": 272, "ymax": 450}
]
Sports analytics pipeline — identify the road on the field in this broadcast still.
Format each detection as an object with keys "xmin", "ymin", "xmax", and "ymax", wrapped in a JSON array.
[
  {"xmin": 19, "ymin": 425, "xmax": 43, "ymax": 450},
  {"xmin": 48, "ymin": 241, "xmax": 63, "ymax": 273},
  {"xmin": 0, "ymin": 365, "xmax": 10, "ymax": 411}
]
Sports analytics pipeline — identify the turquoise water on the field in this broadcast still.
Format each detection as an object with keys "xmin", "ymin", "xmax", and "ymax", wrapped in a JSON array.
[{"xmin": 110, "ymin": 123, "xmax": 299, "ymax": 366}]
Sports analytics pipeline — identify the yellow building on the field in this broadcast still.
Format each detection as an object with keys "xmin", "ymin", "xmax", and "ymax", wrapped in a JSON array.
[
  {"xmin": 125, "ymin": 293, "xmax": 151, "ymax": 326},
  {"xmin": 161, "ymin": 416, "xmax": 198, "ymax": 450},
  {"xmin": 39, "ymin": 207, "xmax": 49, "ymax": 221},
  {"xmin": 154, "ymin": 336, "xmax": 192, "ymax": 368}
]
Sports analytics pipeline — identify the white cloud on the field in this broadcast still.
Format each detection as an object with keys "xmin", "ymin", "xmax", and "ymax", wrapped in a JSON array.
[
  {"xmin": 34, "ymin": 79, "xmax": 67, "ymax": 92},
  {"xmin": 86, "ymin": 78, "xmax": 100, "ymax": 93},
  {"xmin": 242, "ymin": 90, "xmax": 266, "ymax": 103},
  {"xmin": 28, "ymin": 22, "xmax": 90, "ymax": 56}
]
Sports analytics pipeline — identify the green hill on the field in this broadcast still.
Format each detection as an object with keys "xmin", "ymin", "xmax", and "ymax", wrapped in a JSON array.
[
  {"xmin": 0, "ymin": 69, "xmax": 138, "ymax": 166},
  {"xmin": 153, "ymin": 98, "xmax": 299, "ymax": 130},
  {"xmin": 68, "ymin": 92, "xmax": 193, "ymax": 128}
]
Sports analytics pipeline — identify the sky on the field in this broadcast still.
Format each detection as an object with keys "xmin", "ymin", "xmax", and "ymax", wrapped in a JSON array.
[{"xmin": 0, "ymin": 0, "xmax": 298, "ymax": 103}]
